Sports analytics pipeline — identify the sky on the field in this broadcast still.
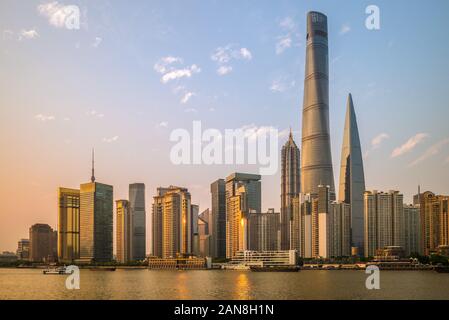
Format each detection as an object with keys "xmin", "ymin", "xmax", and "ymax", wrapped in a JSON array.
[{"xmin": 1, "ymin": 0, "xmax": 449, "ymax": 252}]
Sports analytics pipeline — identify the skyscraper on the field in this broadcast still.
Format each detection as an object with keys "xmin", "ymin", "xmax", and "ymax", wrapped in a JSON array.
[
  {"xmin": 301, "ymin": 11, "xmax": 335, "ymax": 197},
  {"xmin": 280, "ymin": 130, "xmax": 300, "ymax": 250},
  {"xmin": 152, "ymin": 186, "xmax": 193, "ymax": 258},
  {"xmin": 29, "ymin": 224, "xmax": 57, "ymax": 262},
  {"xmin": 210, "ymin": 179, "xmax": 226, "ymax": 258},
  {"xmin": 129, "ymin": 183, "xmax": 146, "ymax": 261},
  {"xmin": 364, "ymin": 190, "xmax": 404, "ymax": 257},
  {"xmin": 419, "ymin": 191, "xmax": 449, "ymax": 255},
  {"xmin": 116, "ymin": 199, "xmax": 131, "ymax": 263},
  {"xmin": 57, "ymin": 187, "xmax": 80, "ymax": 263},
  {"xmin": 403, "ymin": 204, "xmax": 421, "ymax": 256},
  {"xmin": 225, "ymin": 173, "xmax": 261, "ymax": 258},
  {"xmin": 246, "ymin": 209, "xmax": 281, "ymax": 251},
  {"xmin": 16, "ymin": 239, "xmax": 30, "ymax": 260},
  {"xmin": 79, "ymin": 152, "xmax": 113, "ymax": 263},
  {"xmin": 338, "ymin": 93, "xmax": 366, "ymax": 254}
]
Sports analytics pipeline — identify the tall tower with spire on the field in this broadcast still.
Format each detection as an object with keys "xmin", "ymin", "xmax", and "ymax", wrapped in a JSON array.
[
  {"xmin": 281, "ymin": 129, "xmax": 300, "ymax": 250},
  {"xmin": 300, "ymin": 11, "xmax": 335, "ymax": 197},
  {"xmin": 338, "ymin": 93, "xmax": 365, "ymax": 254},
  {"xmin": 91, "ymin": 148, "xmax": 95, "ymax": 183}
]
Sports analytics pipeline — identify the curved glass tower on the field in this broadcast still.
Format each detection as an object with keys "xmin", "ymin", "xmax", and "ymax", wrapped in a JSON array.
[{"xmin": 301, "ymin": 11, "xmax": 335, "ymax": 196}]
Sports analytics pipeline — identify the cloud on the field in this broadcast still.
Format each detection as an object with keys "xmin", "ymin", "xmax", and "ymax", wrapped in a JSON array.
[
  {"xmin": 103, "ymin": 136, "xmax": 119, "ymax": 143},
  {"xmin": 20, "ymin": 29, "xmax": 39, "ymax": 40},
  {"xmin": 217, "ymin": 65, "xmax": 233, "ymax": 76},
  {"xmin": 270, "ymin": 78, "xmax": 295, "ymax": 93},
  {"xmin": 363, "ymin": 133, "xmax": 390, "ymax": 158},
  {"xmin": 181, "ymin": 92, "xmax": 195, "ymax": 104},
  {"xmin": 211, "ymin": 44, "xmax": 252, "ymax": 75},
  {"xmin": 154, "ymin": 57, "xmax": 200, "ymax": 83},
  {"xmin": 35, "ymin": 114, "xmax": 55, "ymax": 121},
  {"xmin": 339, "ymin": 23, "xmax": 351, "ymax": 35},
  {"xmin": 279, "ymin": 17, "xmax": 295, "ymax": 31},
  {"xmin": 92, "ymin": 37, "xmax": 102, "ymax": 48},
  {"xmin": 86, "ymin": 110, "xmax": 104, "ymax": 118},
  {"xmin": 275, "ymin": 36, "xmax": 292, "ymax": 55},
  {"xmin": 37, "ymin": 1, "xmax": 79, "ymax": 29},
  {"xmin": 391, "ymin": 133, "xmax": 429, "ymax": 158},
  {"xmin": 408, "ymin": 138, "xmax": 449, "ymax": 167}
]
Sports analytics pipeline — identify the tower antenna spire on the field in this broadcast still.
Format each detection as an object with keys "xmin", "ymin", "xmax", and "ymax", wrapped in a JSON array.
[{"xmin": 91, "ymin": 148, "xmax": 95, "ymax": 183}]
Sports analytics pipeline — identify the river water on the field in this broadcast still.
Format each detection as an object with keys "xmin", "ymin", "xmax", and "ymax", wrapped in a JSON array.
[{"xmin": 1, "ymin": 268, "xmax": 448, "ymax": 300}]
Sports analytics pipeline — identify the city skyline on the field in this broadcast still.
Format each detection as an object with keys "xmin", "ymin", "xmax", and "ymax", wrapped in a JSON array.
[{"xmin": 2, "ymin": 0, "xmax": 449, "ymax": 252}]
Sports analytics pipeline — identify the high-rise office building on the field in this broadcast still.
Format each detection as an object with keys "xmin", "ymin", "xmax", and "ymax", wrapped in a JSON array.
[
  {"xmin": 116, "ymin": 199, "xmax": 131, "ymax": 263},
  {"xmin": 79, "ymin": 152, "xmax": 113, "ymax": 263},
  {"xmin": 225, "ymin": 173, "xmax": 261, "ymax": 258},
  {"xmin": 57, "ymin": 187, "xmax": 80, "ymax": 263},
  {"xmin": 152, "ymin": 186, "xmax": 193, "ymax": 258},
  {"xmin": 338, "ymin": 93, "xmax": 366, "ymax": 255},
  {"xmin": 364, "ymin": 190, "xmax": 404, "ymax": 257},
  {"xmin": 292, "ymin": 194, "xmax": 313, "ymax": 258},
  {"xmin": 129, "ymin": 183, "xmax": 146, "ymax": 261},
  {"xmin": 319, "ymin": 201, "xmax": 351, "ymax": 258},
  {"xmin": 403, "ymin": 204, "xmax": 421, "ymax": 256},
  {"xmin": 301, "ymin": 11, "xmax": 335, "ymax": 197},
  {"xmin": 280, "ymin": 130, "xmax": 300, "ymax": 250},
  {"xmin": 246, "ymin": 209, "xmax": 280, "ymax": 251},
  {"xmin": 419, "ymin": 191, "xmax": 449, "ymax": 255},
  {"xmin": 16, "ymin": 239, "xmax": 30, "ymax": 260},
  {"xmin": 198, "ymin": 210, "xmax": 212, "ymax": 257},
  {"xmin": 29, "ymin": 224, "xmax": 57, "ymax": 262},
  {"xmin": 210, "ymin": 179, "xmax": 226, "ymax": 258}
]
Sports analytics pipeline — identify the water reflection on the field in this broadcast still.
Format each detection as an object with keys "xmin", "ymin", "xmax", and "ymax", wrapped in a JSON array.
[{"xmin": 234, "ymin": 272, "xmax": 251, "ymax": 299}]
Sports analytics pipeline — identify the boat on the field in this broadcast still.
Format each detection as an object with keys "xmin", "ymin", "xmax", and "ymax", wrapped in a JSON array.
[
  {"xmin": 43, "ymin": 266, "xmax": 71, "ymax": 275},
  {"xmin": 250, "ymin": 265, "xmax": 300, "ymax": 272},
  {"xmin": 89, "ymin": 267, "xmax": 116, "ymax": 271},
  {"xmin": 434, "ymin": 265, "xmax": 449, "ymax": 273},
  {"xmin": 221, "ymin": 264, "xmax": 251, "ymax": 271}
]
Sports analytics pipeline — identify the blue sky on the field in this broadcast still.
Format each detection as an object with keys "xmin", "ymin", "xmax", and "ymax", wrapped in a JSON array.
[{"xmin": 1, "ymin": 0, "xmax": 449, "ymax": 251}]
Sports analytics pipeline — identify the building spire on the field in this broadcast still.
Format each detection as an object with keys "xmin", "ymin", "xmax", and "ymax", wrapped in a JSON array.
[{"xmin": 91, "ymin": 148, "xmax": 95, "ymax": 183}]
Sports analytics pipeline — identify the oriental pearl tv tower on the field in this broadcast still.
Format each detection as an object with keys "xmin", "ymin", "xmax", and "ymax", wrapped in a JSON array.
[{"xmin": 300, "ymin": 11, "xmax": 335, "ymax": 197}]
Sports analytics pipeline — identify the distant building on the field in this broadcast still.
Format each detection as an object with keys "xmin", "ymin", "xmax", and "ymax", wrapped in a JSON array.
[
  {"xmin": 403, "ymin": 204, "xmax": 421, "ymax": 256},
  {"xmin": 230, "ymin": 250, "xmax": 297, "ymax": 267},
  {"xmin": 280, "ymin": 130, "xmax": 300, "ymax": 250},
  {"xmin": 0, "ymin": 252, "xmax": 18, "ymax": 263},
  {"xmin": 197, "ymin": 209, "xmax": 211, "ymax": 257},
  {"xmin": 225, "ymin": 173, "xmax": 261, "ymax": 258},
  {"xmin": 16, "ymin": 239, "xmax": 29, "ymax": 260},
  {"xmin": 78, "ymin": 151, "xmax": 114, "ymax": 263},
  {"xmin": 129, "ymin": 183, "xmax": 146, "ymax": 261},
  {"xmin": 57, "ymin": 187, "xmax": 80, "ymax": 263},
  {"xmin": 210, "ymin": 179, "xmax": 226, "ymax": 258},
  {"xmin": 418, "ymin": 191, "xmax": 449, "ymax": 255},
  {"xmin": 246, "ymin": 209, "xmax": 280, "ymax": 251},
  {"xmin": 29, "ymin": 224, "xmax": 57, "ymax": 262},
  {"xmin": 116, "ymin": 200, "xmax": 131, "ymax": 263},
  {"xmin": 338, "ymin": 93, "xmax": 366, "ymax": 255},
  {"xmin": 364, "ymin": 190, "xmax": 404, "ymax": 257},
  {"xmin": 152, "ymin": 186, "xmax": 193, "ymax": 258},
  {"xmin": 291, "ymin": 194, "xmax": 313, "ymax": 258}
]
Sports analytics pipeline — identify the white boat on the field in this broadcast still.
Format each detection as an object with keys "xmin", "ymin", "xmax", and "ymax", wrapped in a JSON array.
[{"xmin": 43, "ymin": 266, "xmax": 71, "ymax": 275}]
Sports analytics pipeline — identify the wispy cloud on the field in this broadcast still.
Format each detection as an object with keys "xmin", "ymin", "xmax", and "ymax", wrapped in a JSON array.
[
  {"xmin": 391, "ymin": 133, "xmax": 429, "ymax": 158},
  {"xmin": 92, "ymin": 36, "xmax": 102, "ymax": 48},
  {"xmin": 270, "ymin": 78, "xmax": 295, "ymax": 93},
  {"xmin": 275, "ymin": 16, "xmax": 300, "ymax": 55},
  {"xmin": 408, "ymin": 138, "xmax": 449, "ymax": 167},
  {"xmin": 20, "ymin": 29, "xmax": 39, "ymax": 40},
  {"xmin": 217, "ymin": 65, "xmax": 233, "ymax": 76},
  {"xmin": 154, "ymin": 56, "xmax": 200, "ymax": 83},
  {"xmin": 339, "ymin": 23, "xmax": 351, "ymax": 35},
  {"xmin": 35, "ymin": 114, "xmax": 55, "ymax": 121},
  {"xmin": 211, "ymin": 44, "xmax": 252, "ymax": 75},
  {"xmin": 86, "ymin": 110, "xmax": 104, "ymax": 118},
  {"xmin": 181, "ymin": 92, "xmax": 195, "ymax": 104},
  {"xmin": 363, "ymin": 133, "xmax": 389, "ymax": 158},
  {"xmin": 102, "ymin": 136, "xmax": 119, "ymax": 143},
  {"xmin": 37, "ymin": 1, "xmax": 79, "ymax": 29}
]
